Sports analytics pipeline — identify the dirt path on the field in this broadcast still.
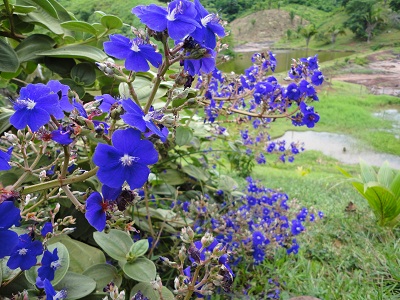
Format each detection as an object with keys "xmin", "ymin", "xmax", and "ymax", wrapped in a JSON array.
[{"xmin": 332, "ymin": 51, "xmax": 400, "ymax": 97}]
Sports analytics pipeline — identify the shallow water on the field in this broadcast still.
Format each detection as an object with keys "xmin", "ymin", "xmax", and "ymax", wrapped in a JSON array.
[{"xmin": 277, "ymin": 131, "xmax": 400, "ymax": 169}]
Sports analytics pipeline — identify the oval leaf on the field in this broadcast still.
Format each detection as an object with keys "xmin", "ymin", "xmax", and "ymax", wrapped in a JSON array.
[
  {"xmin": 129, "ymin": 239, "xmax": 149, "ymax": 258},
  {"xmin": 54, "ymin": 272, "xmax": 96, "ymax": 300},
  {"xmin": 15, "ymin": 34, "xmax": 55, "ymax": 62},
  {"xmin": 61, "ymin": 21, "xmax": 98, "ymax": 35},
  {"xmin": 182, "ymin": 165, "xmax": 209, "ymax": 181},
  {"xmin": 175, "ymin": 126, "xmax": 193, "ymax": 146},
  {"xmin": 130, "ymin": 282, "xmax": 175, "ymax": 300},
  {"xmin": 48, "ymin": 235, "xmax": 106, "ymax": 273},
  {"xmin": 12, "ymin": 4, "xmax": 37, "ymax": 14},
  {"xmin": 0, "ymin": 39, "xmax": 19, "ymax": 73},
  {"xmin": 70, "ymin": 62, "xmax": 96, "ymax": 86},
  {"xmin": 122, "ymin": 257, "xmax": 156, "ymax": 282},
  {"xmin": 93, "ymin": 229, "xmax": 133, "ymax": 262},
  {"xmin": 38, "ymin": 45, "xmax": 107, "ymax": 62},
  {"xmin": 83, "ymin": 264, "xmax": 122, "ymax": 292},
  {"xmin": 101, "ymin": 15, "xmax": 123, "ymax": 30}
]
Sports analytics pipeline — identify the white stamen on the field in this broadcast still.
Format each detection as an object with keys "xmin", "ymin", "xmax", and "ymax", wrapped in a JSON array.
[
  {"xmin": 18, "ymin": 248, "xmax": 28, "ymax": 255},
  {"xmin": 143, "ymin": 114, "xmax": 152, "ymax": 122},
  {"xmin": 131, "ymin": 42, "xmax": 140, "ymax": 52},
  {"xmin": 120, "ymin": 154, "xmax": 139, "ymax": 166},
  {"xmin": 201, "ymin": 14, "xmax": 214, "ymax": 27},
  {"xmin": 51, "ymin": 260, "xmax": 61, "ymax": 270}
]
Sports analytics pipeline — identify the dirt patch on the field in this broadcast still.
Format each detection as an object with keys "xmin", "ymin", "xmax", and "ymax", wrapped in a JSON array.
[
  {"xmin": 333, "ymin": 51, "xmax": 400, "ymax": 97},
  {"xmin": 229, "ymin": 9, "xmax": 308, "ymax": 52}
]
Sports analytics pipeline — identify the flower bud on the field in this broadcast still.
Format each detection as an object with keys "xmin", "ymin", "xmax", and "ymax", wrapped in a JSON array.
[
  {"xmin": 178, "ymin": 245, "xmax": 187, "ymax": 263},
  {"xmin": 201, "ymin": 232, "xmax": 214, "ymax": 248},
  {"xmin": 4, "ymin": 132, "xmax": 18, "ymax": 144},
  {"xmin": 180, "ymin": 227, "xmax": 194, "ymax": 243}
]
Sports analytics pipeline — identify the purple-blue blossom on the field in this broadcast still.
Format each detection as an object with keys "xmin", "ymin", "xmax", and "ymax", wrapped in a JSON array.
[
  {"xmin": 0, "ymin": 146, "xmax": 13, "ymax": 171},
  {"xmin": 7, "ymin": 233, "xmax": 43, "ymax": 270},
  {"xmin": 93, "ymin": 128, "xmax": 158, "ymax": 189},
  {"xmin": 104, "ymin": 35, "xmax": 162, "ymax": 72},
  {"xmin": 10, "ymin": 83, "xmax": 63, "ymax": 132},
  {"xmin": 37, "ymin": 248, "xmax": 61, "ymax": 285}
]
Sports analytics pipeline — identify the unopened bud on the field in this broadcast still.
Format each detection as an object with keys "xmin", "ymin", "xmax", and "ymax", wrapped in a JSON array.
[
  {"xmin": 53, "ymin": 203, "xmax": 61, "ymax": 214},
  {"xmin": 201, "ymin": 232, "xmax": 214, "ymax": 248},
  {"xmin": 180, "ymin": 227, "xmax": 194, "ymax": 243},
  {"xmin": 4, "ymin": 132, "xmax": 18, "ymax": 143},
  {"xmin": 178, "ymin": 245, "xmax": 187, "ymax": 262}
]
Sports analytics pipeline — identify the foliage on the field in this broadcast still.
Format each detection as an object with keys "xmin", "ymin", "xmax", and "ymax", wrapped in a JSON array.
[
  {"xmin": 0, "ymin": 0, "xmax": 328, "ymax": 299},
  {"xmin": 340, "ymin": 161, "xmax": 400, "ymax": 227}
]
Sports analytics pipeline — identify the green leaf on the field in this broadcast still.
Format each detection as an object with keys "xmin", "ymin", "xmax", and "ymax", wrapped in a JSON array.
[
  {"xmin": 60, "ymin": 78, "xmax": 85, "ymax": 98},
  {"xmin": 93, "ymin": 229, "xmax": 133, "ymax": 262},
  {"xmin": 25, "ymin": 242, "xmax": 70, "ymax": 286},
  {"xmin": 122, "ymin": 257, "xmax": 156, "ymax": 282},
  {"xmin": 12, "ymin": 4, "xmax": 37, "ymax": 14},
  {"xmin": 15, "ymin": 34, "xmax": 55, "ymax": 62},
  {"xmin": 158, "ymin": 169, "xmax": 186, "ymax": 185},
  {"xmin": 48, "ymin": 235, "xmax": 106, "ymax": 273},
  {"xmin": 359, "ymin": 160, "xmax": 377, "ymax": 183},
  {"xmin": 61, "ymin": 21, "xmax": 98, "ymax": 35},
  {"xmin": 83, "ymin": 264, "xmax": 122, "ymax": 293},
  {"xmin": 390, "ymin": 172, "xmax": 400, "ymax": 200},
  {"xmin": 101, "ymin": 15, "xmax": 123, "ymax": 30},
  {"xmin": 44, "ymin": 56, "xmax": 76, "ymax": 76},
  {"xmin": 0, "ymin": 110, "xmax": 13, "ymax": 134},
  {"xmin": 130, "ymin": 282, "xmax": 175, "ymax": 300},
  {"xmin": 182, "ymin": 165, "xmax": 209, "ymax": 181},
  {"xmin": 70, "ymin": 63, "xmax": 96, "ymax": 86},
  {"xmin": 218, "ymin": 175, "xmax": 238, "ymax": 192},
  {"xmin": 0, "ymin": 39, "xmax": 19, "ymax": 73},
  {"xmin": 377, "ymin": 161, "xmax": 395, "ymax": 188},
  {"xmin": 17, "ymin": 0, "xmax": 64, "ymax": 35},
  {"xmin": 175, "ymin": 126, "xmax": 193, "ymax": 146},
  {"xmin": 54, "ymin": 272, "xmax": 96, "ymax": 300},
  {"xmin": 38, "ymin": 45, "xmax": 107, "ymax": 62},
  {"xmin": 129, "ymin": 239, "xmax": 149, "ymax": 258}
]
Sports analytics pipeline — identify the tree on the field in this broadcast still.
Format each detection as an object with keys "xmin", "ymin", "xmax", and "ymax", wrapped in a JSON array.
[
  {"xmin": 344, "ymin": 0, "xmax": 387, "ymax": 42},
  {"xmin": 300, "ymin": 24, "xmax": 318, "ymax": 48},
  {"xmin": 327, "ymin": 25, "xmax": 347, "ymax": 43}
]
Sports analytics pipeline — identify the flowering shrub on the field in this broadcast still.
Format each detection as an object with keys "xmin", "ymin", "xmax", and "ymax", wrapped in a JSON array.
[{"xmin": 0, "ymin": 0, "xmax": 324, "ymax": 299}]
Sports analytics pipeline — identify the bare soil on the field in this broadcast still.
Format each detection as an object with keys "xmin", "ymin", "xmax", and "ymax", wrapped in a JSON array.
[
  {"xmin": 332, "ymin": 51, "xmax": 400, "ymax": 97},
  {"xmin": 230, "ymin": 9, "xmax": 308, "ymax": 52}
]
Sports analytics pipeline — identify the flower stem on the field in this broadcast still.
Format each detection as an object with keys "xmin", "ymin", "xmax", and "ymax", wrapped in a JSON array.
[
  {"xmin": 21, "ymin": 167, "xmax": 99, "ymax": 195},
  {"xmin": 61, "ymin": 185, "xmax": 85, "ymax": 212}
]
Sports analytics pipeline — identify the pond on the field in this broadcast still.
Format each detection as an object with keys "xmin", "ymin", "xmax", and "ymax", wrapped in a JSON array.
[
  {"xmin": 220, "ymin": 48, "xmax": 354, "ymax": 74},
  {"xmin": 277, "ymin": 131, "xmax": 400, "ymax": 169}
]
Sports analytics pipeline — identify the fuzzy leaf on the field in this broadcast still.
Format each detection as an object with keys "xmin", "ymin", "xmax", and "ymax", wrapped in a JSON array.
[
  {"xmin": 122, "ymin": 257, "xmax": 156, "ymax": 282},
  {"xmin": 93, "ymin": 229, "xmax": 133, "ymax": 262}
]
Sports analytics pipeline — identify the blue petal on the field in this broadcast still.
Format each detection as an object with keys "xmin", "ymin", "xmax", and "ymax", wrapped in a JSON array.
[
  {"xmin": 111, "ymin": 128, "xmax": 142, "ymax": 154},
  {"xmin": 10, "ymin": 107, "xmax": 50, "ymax": 132},
  {"xmin": 131, "ymin": 138, "xmax": 159, "ymax": 165},
  {"xmin": 85, "ymin": 192, "xmax": 106, "ymax": 231},
  {"xmin": 0, "ymin": 230, "xmax": 18, "ymax": 258},
  {"xmin": 125, "ymin": 52, "xmax": 150, "ymax": 72},
  {"xmin": 93, "ymin": 144, "xmax": 122, "ymax": 168},
  {"xmin": 104, "ymin": 35, "xmax": 132, "ymax": 59},
  {"xmin": 96, "ymin": 165, "xmax": 126, "ymax": 188},
  {"xmin": 36, "ymin": 93, "xmax": 63, "ymax": 119},
  {"xmin": 132, "ymin": 4, "xmax": 167, "ymax": 32},
  {"xmin": 102, "ymin": 185, "xmax": 122, "ymax": 201},
  {"xmin": 139, "ymin": 45, "xmax": 162, "ymax": 68},
  {"xmin": 19, "ymin": 84, "xmax": 49, "ymax": 101},
  {"xmin": 0, "ymin": 201, "xmax": 20, "ymax": 229},
  {"xmin": 124, "ymin": 164, "xmax": 150, "ymax": 189},
  {"xmin": 44, "ymin": 279, "xmax": 57, "ymax": 299},
  {"xmin": 167, "ymin": 19, "xmax": 197, "ymax": 40},
  {"xmin": 121, "ymin": 101, "xmax": 147, "ymax": 132}
]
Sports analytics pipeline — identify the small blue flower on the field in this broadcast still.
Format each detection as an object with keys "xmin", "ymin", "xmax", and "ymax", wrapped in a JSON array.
[
  {"xmin": 7, "ymin": 234, "xmax": 43, "ymax": 270},
  {"xmin": 184, "ymin": 48, "xmax": 216, "ymax": 76},
  {"xmin": 0, "ymin": 146, "xmax": 13, "ymax": 171},
  {"xmin": 95, "ymin": 94, "xmax": 118, "ymax": 113},
  {"xmin": 0, "ymin": 201, "xmax": 21, "ymax": 258},
  {"xmin": 38, "ymin": 248, "xmax": 60, "ymax": 284},
  {"xmin": 93, "ymin": 128, "xmax": 159, "ymax": 189},
  {"xmin": 50, "ymin": 127, "xmax": 74, "ymax": 145},
  {"xmin": 41, "ymin": 222, "xmax": 53, "ymax": 237},
  {"xmin": 290, "ymin": 219, "xmax": 305, "ymax": 236},
  {"xmin": 121, "ymin": 100, "xmax": 167, "ymax": 142},
  {"xmin": 44, "ymin": 278, "xmax": 68, "ymax": 300},
  {"xmin": 10, "ymin": 83, "xmax": 63, "ymax": 132},
  {"xmin": 311, "ymin": 71, "xmax": 324, "ymax": 86},
  {"xmin": 47, "ymin": 80, "xmax": 73, "ymax": 112},
  {"xmin": 191, "ymin": 0, "xmax": 225, "ymax": 49},
  {"xmin": 104, "ymin": 35, "xmax": 162, "ymax": 72},
  {"xmin": 132, "ymin": 0, "xmax": 201, "ymax": 41},
  {"xmin": 286, "ymin": 83, "xmax": 301, "ymax": 101},
  {"xmin": 85, "ymin": 185, "xmax": 121, "ymax": 231}
]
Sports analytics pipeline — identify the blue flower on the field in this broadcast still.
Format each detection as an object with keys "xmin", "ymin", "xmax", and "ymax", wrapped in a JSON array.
[
  {"xmin": 47, "ymin": 80, "xmax": 73, "ymax": 112},
  {"xmin": 184, "ymin": 48, "xmax": 216, "ymax": 76},
  {"xmin": 311, "ymin": 70, "xmax": 324, "ymax": 86},
  {"xmin": 290, "ymin": 219, "xmax": 305, "ymax": 236},
  {"xmin": 190, "ymin": 0, "xmax": 225, "ymax": 48},
  {"xmin": 44, "ymin": 279, "xmax": 67, "ymax": 300},
  {"xmin": 0, "ymin": 201, "xmax": 20, "ymax": 258},
  {"xmin": 10, "ymin": 83, "xmax": 63, "ymax": 132},
  {"xmin": 286, "ymin": 83, "xmax": 301, "ymax": 101},
  {"xmin": 41, "ymin": 222, "xmax": 53, "ymax": 237},
  {"xmin": 38, "ymin": 248, "xmax": 60, "ymax": 284},
  {"xmin": 50, "ymin": 127, "xmax": 74, "ymax": 145},
  {"xmin": 121, "ymin": 100, "xmax": 167, "ymax": 142},
  {"xmin": 0, "ymin": 146, "xmax": 13, "ymax": 171},
  {"xmin": 132, "ymin": 0, "xmax": 200, "ymax": 41},
  {"xmin": 85, "ymin": 185, "xmax": 122, "ymax": 231},
  {"xmin": 104, "ymin": 35, "xmax": 162, "ymax": 72},
  {"xmin": 7, "ymin": 234, "xmax": 43, "ymax": 270},
  {"xmin": 252, "ymin": 231, "xmax": 265, "ymax": 246},
  {"xmin": 95, "ymin": 94, "xmax": 118, "ymax": 113},
  {"xmin": 300, "ymin": 102, "xmax": 320, "ymax": 128}
]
